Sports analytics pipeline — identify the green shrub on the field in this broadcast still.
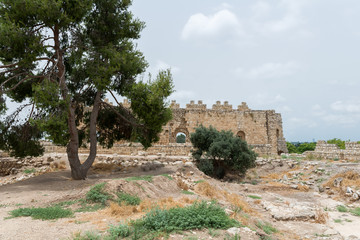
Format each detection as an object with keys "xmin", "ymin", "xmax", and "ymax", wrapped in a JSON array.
[
  {"xmin": 350, "ymin": 207, "xmax": 360, "ymax": 216},
  {"xmin": 176, "ymin": 134, "xmax": 186, "ymax": 143},
  {"xmin": 73, "ymin": 231, "xmax": 101, "ymax": 240},
  {"xmin": 106, "ymin": 224, "xmax": 131, "ymax": 239},
  {"xmin": 117, "ymin": 192, "xmax": 141, "ymax": 206},
  {"xmin": 197, "ymin": 158, "xmax": 214, "ymax": 176},
  {"xmin": 24, "ymin": 168, "xmax": 36, "ymax": 174},
  {"xmin": 181, "ymin": 190, "xmax": 195, "ymax": 195},
  {"xmin": 86, "ymin": 183, "xmax": 110, "ymax": 205},
  {"xmin": 190, "ymin": 126, "xmax": 256, "ymax": 178},
  {"xmin": 248, "ymin": 195, "xmax": 261, "ymax": 199},
  {"xmin": 141, "ymin": 201, "xmax": 238, "ymax": 232},
  {"xmin": 256, "ymin": 221, "xmax": 278, "ymax": 235},
  {"xmin": 125, "ymin": 175, "xmax": 153, "ymax": 182},
  {"xmin": 9, "ymin": 206, "xmax": 73, "ymax": 220},
  {"xmin": 327, "ymin": 138, "xmax": 346, "ymax": 149},
  {"xmin": 337, "ymin": 205, "xmax": 348, "ymax": 212}
]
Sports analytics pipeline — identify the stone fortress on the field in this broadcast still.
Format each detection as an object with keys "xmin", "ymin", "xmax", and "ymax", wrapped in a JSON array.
[
  {"xmin": 123, "ymin": 99, "xmax": 288, "ymax": 156},
  {"xmin": 305, "ymin": 140, "xmax": 360, "ymax": 161}
]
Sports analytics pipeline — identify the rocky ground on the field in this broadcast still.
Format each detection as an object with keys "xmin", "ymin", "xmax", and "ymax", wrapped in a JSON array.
[{"xmin": 1, "ymin": 154, "xmax": 360, "ymax": 240}]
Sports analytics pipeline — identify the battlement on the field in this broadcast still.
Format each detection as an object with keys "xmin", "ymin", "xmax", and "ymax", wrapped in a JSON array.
[{"xmin": 186, "ymin": 100, "xmax": 207, "ymax": 110}]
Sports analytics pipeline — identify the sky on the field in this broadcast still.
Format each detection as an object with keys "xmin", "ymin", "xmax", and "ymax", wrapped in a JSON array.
[{"xmin": 129, "ymin": 0, "xmax": 360, "ymax": 142}]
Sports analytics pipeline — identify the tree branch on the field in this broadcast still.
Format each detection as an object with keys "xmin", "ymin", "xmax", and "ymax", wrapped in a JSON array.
[{"xmin": 101, "ymin": 101, "xmax": 142, "ymax": 127}]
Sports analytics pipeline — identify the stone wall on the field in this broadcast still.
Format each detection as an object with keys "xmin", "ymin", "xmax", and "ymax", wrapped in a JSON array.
[
  {"xmin": 159, "ymin": 100, "xmax": 287, "ymax": 155},
  {"xmin": 305, "ymin": 140, "xmax": 360, "ymax": 160}
]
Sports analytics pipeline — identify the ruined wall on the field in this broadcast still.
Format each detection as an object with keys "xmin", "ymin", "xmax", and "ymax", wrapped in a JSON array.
[
  {"xmin": 306, "ymin": 141, "xmax": 360, "ymax": 160},
  {"xmin": 157, "ymin": 100, "xmax": 287, "ymax": 155}
]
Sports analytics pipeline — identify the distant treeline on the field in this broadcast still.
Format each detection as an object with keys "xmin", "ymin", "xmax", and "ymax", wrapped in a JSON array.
[{"xmin": 287, "ymin": 138, "xmax": 360, "ymax": 154}]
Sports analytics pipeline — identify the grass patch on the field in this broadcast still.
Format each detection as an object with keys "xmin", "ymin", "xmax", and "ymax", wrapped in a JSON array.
[
  {"xmin": 248, "ymin": 195, "xmax": 261, "ymax": 199},
  {"xmin": 194, "ymin": 180, "xmax": 205, "ymax": 184},
  {"xmin": 125, "ymin": 175, "xmax": 153, "ymax": 182},
  {"xmin": 350, "ymin": 207, "xmax": 360, "ymax": 216},
  {"xmin": 337, "ymin": 205, "xmax": 348, "ymax": 213},
  {"xmin": 75, "ymin": 202, "xmax": 104, "ymax": 213},
  {"xmin": 53, "ymin": 200, "xmax": 78, "ymax": 208},
  {"xmin": 181, "ymin": 190, "xmax": 195, "ymax": 195},
  {"xmin": 9, "ymin": 206, "xmax": 73, "ymax": 220},
  {"xmin": 72, "ymin": 231, "xmax": 101, "ymax": 240},
  {"xmin": 334, "ymin": 219, "xmax": 342, "ymax": 223},
  {"xmin": 24, "ymin": 168, "xmax": 36, "ymax": 174},
  {"xmin": 117, "ymin": 192, "xmax": 141, "ymax": 206},
  {"xmin": 160, "ymin": 174, "xmax": 173, "ymax": 180},
  {"xmin": 140, "ymin": 201, "xmax": 239, "ymax": 232},
  {"xmin": 256, "ymin": 221, "xmax": 278, "ymax": 235},
  {"xmin": 86, "ymin": 183, "xmax": 111, "ymax": 205}
]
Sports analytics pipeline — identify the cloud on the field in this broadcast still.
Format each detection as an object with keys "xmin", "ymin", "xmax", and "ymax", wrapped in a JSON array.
[
  {"xmin": 288, "ymin": 117, "xmax": 317, "ymax": 128},
  {"xmin": 331, "ymin": 100, "xmax": 360, "ymax": 113},
  {"xmin": 181, "ymin": 9, "xmax": 243, "ymax": 40},
  {"xmin": 149, "ymin": 60, "xmax": 180, "ymax": 76},
  {"xmin": 235, "ymin": 61, "xmax": 299, "ymax": 79},
  {"xmin": 251, "ymin": 0, "xmax": 309, "ymax": 34}
]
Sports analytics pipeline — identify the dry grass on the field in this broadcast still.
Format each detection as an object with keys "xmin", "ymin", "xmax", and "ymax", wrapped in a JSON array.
[
  {"xmin": 224, "ymin": 192, "xmax": 254, "ymax": 214},
  {"xmin": 297, "ymin": 184, "xmax": 310, "ymax": 192},
  {"xmin": 314, "ymin": 208, "xmax": 328, "ymax": 224},
  {"xmin": 109, "ymin": 202, "xmax": 138, "ymax": 216},
  {"xmin": 177, "ymin": 179, "xmax": 189, "ymax": 191},
  {"xmin": 194, "ymin": 181, "xmax": 219, "ymax": 198},
  {"xmin": 49, "ymin": 161, "xmax": 67, "ymax": 170},
  {"xmin": 91, "ymin": 163, "xmax": 119, "ymax": 173},
  {"xmin": 323, "ymin": 171, "xmax": 360, "ymax": 197},
  {"xmin": 254, "ymin": 199, "xmax": 261, "ymax": 205}
]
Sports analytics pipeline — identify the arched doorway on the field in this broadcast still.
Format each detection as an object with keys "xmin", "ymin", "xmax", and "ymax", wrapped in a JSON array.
[
  {"xmin": 174, "ymin": 128, "xmax": 189, "ymax": 143},
  {"xmin": 176, "ymin": 132, "xmax": 187, "ymax": 143},
  {"xmin": 237, "ymin": 131, "xmax": 246, "ymax": 141}
]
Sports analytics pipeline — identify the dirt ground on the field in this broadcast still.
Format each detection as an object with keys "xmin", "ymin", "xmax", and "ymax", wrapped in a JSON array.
[{"xmin": 1, "ymin": 157, "xmax": 360, "ymax": 240}]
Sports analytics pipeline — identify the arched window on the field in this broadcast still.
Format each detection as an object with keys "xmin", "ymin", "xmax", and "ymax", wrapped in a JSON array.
[{"xmin": 237, "ymin": 131, "xmax": 246, "ymax": 141}]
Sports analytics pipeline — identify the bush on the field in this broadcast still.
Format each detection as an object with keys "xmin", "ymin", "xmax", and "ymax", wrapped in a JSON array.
[
  {"xmin": 117, "ymin": 192, "xmax": 141, "ymax": 206},
  {"xmin": 106, "ymin": 224, "xmax": 131, "ymax": 239},
  {"xmin": 9, "ymin": 206, "xmax": 73, "ymax": 220},
  {"xmin": 190, "ymin": 126, "xmax": 256, "ymax": 178},
  {"xmin": 86, "ymin": 183, "xmax": 111, "ymax": 205},
  {"xmin": 140, "ymin": 201, "xmax": 238, "ymax": 232}
]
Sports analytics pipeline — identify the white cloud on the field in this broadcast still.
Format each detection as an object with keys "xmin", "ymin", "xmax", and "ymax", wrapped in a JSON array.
[
  {"xmin": 181, "ymin": 9, "xmax": 243, "ymax": 40},
  {"xmin": 331, "ymin": 100, "xmax": 360, "ymax": 113},
  {"xmin": 149, "ymin": 60, "xmax": 180, "ymax": 77},
  {"xmin": 235, "ymin": 61, "xmax": 299, "ymax": 79},
  {"xmin": 288, "ymin": 117, "xmax": 317, "ymax": 128},
  {"xmin": 251, "ymin": 0, "xmax": 309, "ymax": 34}
]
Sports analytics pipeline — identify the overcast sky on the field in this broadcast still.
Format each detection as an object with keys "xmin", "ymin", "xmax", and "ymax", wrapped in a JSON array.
[{"xmin": 129, "ymin": 0, "xmax": 360, "ymax": 142}]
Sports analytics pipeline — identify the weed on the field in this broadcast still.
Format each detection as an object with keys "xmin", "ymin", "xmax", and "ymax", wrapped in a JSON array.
[
  {"xmin": 15, "ymin": 203, "xmax": 23, "ymax": 207},
  {"xmin": 75, "ymin": 220, "xmax": 89, "ymax": 224},
  {"xmin": 160, "ymin": 174, "xmax": 173, "ymax": 180},
  {"xmin": 315, "ymin": 208, "xmax": 329, "ymax": 224},
  {"xmin": 208, "ymin": 228, "xmax": 221, "ymax": 237},
  {"xmin": 256, "ymin": 221, "xmax": 278, "ymax": 235},
  {"xmin": 117, "ymin": 192, "xmax": 141, "ymax": 206},
  {"xmin": 184, "ymin": 237, "xmax": 198, "ymax": 240},
  {"xmin": 24, "ymin": 168, "xmax": 36, "ymax": 174},
  {"xmin": 177, "ymin": 179, "xmax": 189, "ymax": 190},
  {"xmin": 72, "ymin": 231, "xmax": 101, "ymax": 240},
  {"xmin": 248, "ymin": 195, "xmax": 261, "ymax": 199},
  {"xmin": 53, "ymin": 200, "xmax": 78, "ymax": 207},
  {"xmin": 9, "ymin": 206, "xmax": 73, "ymax": 220},
  {"xmin": 337, "ymin": 205, "xmax": 348, "ymax": 213},
  {"xmin": 345, "ymin": 218, "xmax": 352, "ymax": 222},
  {"xmin": 350, "ymin": 207, "xmax": 360, "ymax": 216},
  {"xmin": 125, "ymin": 175, "xmax": 153, "ymax": 182},
  {"xmin": 86, "ymin": 183, "xmax": 110, "ymax": 205},
  {"xmin": 107, "ymin": 223, "xmax": 131, "ymax": 238},
  {"xmin": 194, "ymin": 180, "xmax": 205, "ymax": 184},
  {"xmin": 0, "ymin": 204, "xmax": 7, "ymax": 208},
  {"xmin": 75, "ymin": 202, "xmax": 104, "ymax": 213},
  {"xmin": 181, "ymin": 190, "xmax": 195, "ymax": 195},
  {"xmin": 334, "ymin": 219, "xmax": 342, "ymax": 223},
  {"xmin": 140, "ymin": 201, "xmax": 239, "ymax": 232}
]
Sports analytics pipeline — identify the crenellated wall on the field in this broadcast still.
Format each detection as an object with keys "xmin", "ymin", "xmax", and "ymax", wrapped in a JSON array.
[
  {"xmin": 305, "ymin": 140, "xmax": 360, "ymax": 160},
  {"xmin": 156, "ymin": 100, "xmax": 287, "ymax": 155}
]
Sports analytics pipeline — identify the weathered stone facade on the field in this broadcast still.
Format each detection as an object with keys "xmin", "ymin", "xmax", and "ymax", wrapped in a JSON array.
[
  {"xmin": 154, "ymin": 100, "xmax": 287, "ymax": 155},
  {"xmin": 306, "ymin": 140, "xmax": 360, "ymax": 160}
]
